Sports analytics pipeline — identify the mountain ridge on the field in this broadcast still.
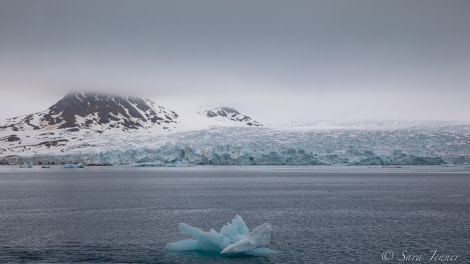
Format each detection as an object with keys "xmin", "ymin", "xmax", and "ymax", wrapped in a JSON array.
[{"xmin": 0, "ymin": 92, "xmax": 262, "ymax": 133}]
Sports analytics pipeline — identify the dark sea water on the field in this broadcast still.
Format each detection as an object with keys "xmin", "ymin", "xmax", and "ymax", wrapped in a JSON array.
[{"xmin": 0, "ymin": 166, "xmax": 469, "ymax": 264}]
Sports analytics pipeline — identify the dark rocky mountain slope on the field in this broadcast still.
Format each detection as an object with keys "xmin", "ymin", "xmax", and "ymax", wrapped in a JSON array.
[{"xmin": 1, "ymin": 92, "xmax": 179, "ymax": 132}]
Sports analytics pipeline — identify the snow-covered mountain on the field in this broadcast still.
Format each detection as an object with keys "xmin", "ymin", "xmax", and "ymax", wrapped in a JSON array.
[
  {"xmin": 0, "ymin": 92, "xmax": 180, "ymax": 133},
  {"xmin": 0, "ymin": 92, "xmax": 265, "ymax": 163},
  {"xmin": 0, "ymin": 93, "xmax": 262, "ymax": 134}
]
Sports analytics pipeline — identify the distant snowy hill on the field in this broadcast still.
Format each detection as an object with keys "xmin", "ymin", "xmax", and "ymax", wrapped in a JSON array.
[
  {"xmin": 200, "ymin": 107, "xmax": 262, "ymax": 127},
  {"xmin": 0, "ymin": 92, "xmax": 179, "ymax": 133}
]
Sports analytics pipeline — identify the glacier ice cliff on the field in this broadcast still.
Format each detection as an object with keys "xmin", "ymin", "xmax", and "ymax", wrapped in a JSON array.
[
  {"xmin": 2, "ymin": 124, "xmax": 470, "ymax": 166},
  {"xmin": 166, "ymin": 215, "xmax": 273, "ymax": 254}
]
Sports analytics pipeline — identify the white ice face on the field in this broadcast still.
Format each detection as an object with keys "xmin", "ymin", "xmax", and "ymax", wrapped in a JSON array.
[
  {"xmin": 166, "ymin": 215, "xmax": 273, "ymax": 254},
  {"xmin": 2, "ymin": 121, "xmax": 470, "ymax": 166}
]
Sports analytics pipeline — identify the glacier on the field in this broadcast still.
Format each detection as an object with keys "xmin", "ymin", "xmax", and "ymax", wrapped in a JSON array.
[
  {"xmin": 166, "ymin": 215, "xmax": 273, "ymax": 254},
  {"xmin": 1, "ymin": 123, "xmax": 470, "ymax": 166}
]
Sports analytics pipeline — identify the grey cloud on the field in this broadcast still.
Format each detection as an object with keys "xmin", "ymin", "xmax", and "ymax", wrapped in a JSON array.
[{"xmin": 0, "ymin": 0, "xmax": 469, "ymax": 122}]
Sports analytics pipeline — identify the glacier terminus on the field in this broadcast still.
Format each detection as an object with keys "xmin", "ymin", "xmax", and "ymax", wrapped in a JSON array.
[{"xmin": 1, "ymin": 93, "xmax": 469, "ymax": 167}]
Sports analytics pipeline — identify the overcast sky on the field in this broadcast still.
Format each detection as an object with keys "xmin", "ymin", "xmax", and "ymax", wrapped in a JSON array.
[{"xmin": 0, "ymin": 0, "xmax": 469, "ymax": 125}]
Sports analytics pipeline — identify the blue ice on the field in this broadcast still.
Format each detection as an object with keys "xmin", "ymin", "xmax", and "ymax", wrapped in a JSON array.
[
  {"xmin": 166, "ymin": 215, "xmax": 274, "ymax": 254},
  {"xmin": 63, "ymin": 163, "xmax": 85, "ymax": 168}
]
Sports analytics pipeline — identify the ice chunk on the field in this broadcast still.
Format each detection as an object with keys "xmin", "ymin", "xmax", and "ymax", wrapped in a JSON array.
[
  {"xmin": 166, "ymin": 215, "xmax": 273, "ymax": 254},
  {"xmin": 220, "ymin": 223, "xmax": 272, "ymax": 254},
  {"xmin": 63, "ymin": 163, "xmax": 85, "ymax": 168},
  {"xmin": 19, "ymin": 162, "xmax": 34, "ymax": 168}
]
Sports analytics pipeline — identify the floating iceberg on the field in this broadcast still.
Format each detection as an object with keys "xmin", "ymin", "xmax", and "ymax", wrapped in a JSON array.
[
  {"xmin": 63, "ymin": 163, "xmax": 85, "ymax": 168},
  {"xmin": 166, "ymin": 215, "xmax": 273, "ymax": 254},
  {"xmin": 19, "ymin": 162, "xmax": 34, "ymax": 168}
]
